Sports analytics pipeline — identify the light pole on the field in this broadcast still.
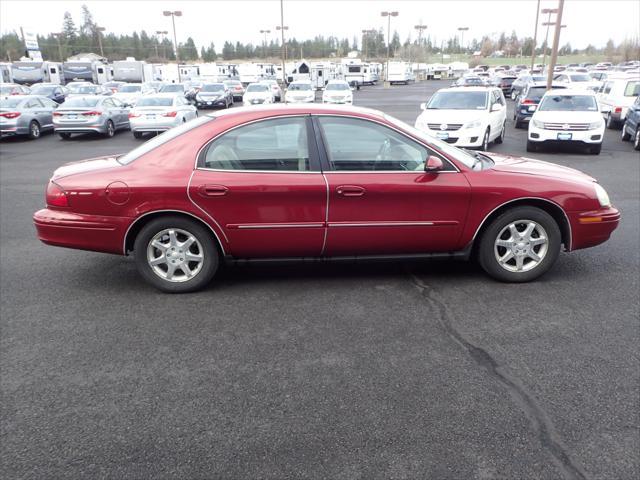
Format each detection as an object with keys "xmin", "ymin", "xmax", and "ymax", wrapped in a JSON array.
[
  {"xmin": 541, "ymin": 8, "xmax": 558, "ymax": 69},
  {"xmin": 542, "ymin": 22, "xmax": 566, "ymax": 71},
  {"xmin": 260, "ymin": 29, "xmax": 271, "ymax": 60},
  {"xmin": 547, "ymin": 0, "xmax": 565, "ymax": 90},
  {"xmin": 530, "ymin": 0, "xmax": 541, "ymax": 70},
  {"xmin": 457, "ymin": 27, "xmax": 469, "ymax": 56},
  {"xmin": 414, "ymin": 24, "xmax": 427, "ymax": 63},
  {"xmin": 381, "ymin": 10, "xmax": 398, "ymax": 85},
  {"xmin": 96, "ymin": 26, "xmax": 105, "ymax": 58},
  {"xmin": 156, "ymin": 30, "xmax": 168, "ymax": 59},
  {"xmin": 361, "ymin": 29, "xmax": 376, "ymax": 60},
  {"xmin": 163, "ymin": 10, "xmax": 182, "ymax": 81},
  {"xmin": 52, "ymin": 32, "xmax": 64, "ymax": 62}
]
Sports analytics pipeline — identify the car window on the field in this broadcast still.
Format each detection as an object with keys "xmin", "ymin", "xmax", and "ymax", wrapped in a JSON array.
[
  {"xmin": 623, "ymin": 81, "xmax": 640, "ymax": 97},
  {"xmin": 318, "ymin": 116, "xmax": 430, "ymax": 172},
  {"xmin": 102, "ymin": 98, "xmax": 115, "ymax": 107},
  {"xmin": 24, "ymin": 99, "xmax": 40, "ymax": 109},
  {"xmin": 603, "ymin": 82, "xmax": 613, "ymax": 94},
  {"xmin": 203, "ymin": 117, "xmax": 310, "ymax": 171}
]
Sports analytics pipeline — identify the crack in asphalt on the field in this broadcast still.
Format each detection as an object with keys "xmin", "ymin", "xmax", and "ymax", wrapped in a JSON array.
[{"xmin": 408, "ymin": 273, "xmax": 588, "ymax": 480}]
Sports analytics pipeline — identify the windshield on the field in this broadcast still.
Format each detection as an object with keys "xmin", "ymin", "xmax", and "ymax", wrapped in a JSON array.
[
  {"xmin": 118, "ymin": 116, "xmax": 214, "ymax": 165},
  {"xmin": 569, "ymin": 74, "xmax": 591, "ymax": 82},
  {"xmin": 31, "ymin": 86, "xmax": 55, "ymax": 95},
  {"xmin": 427, "ymin": 91, "xmax": 488, "ymax": 110},
  {"xmin": 201, "ymin": 84, "xmax": 225, "ymax": 92},
  {"xmin": 0, "ymin": 97, "xmax": 24, "ymax": 108},
  {"xmin": 63, "ymin": 97, "xmax": 100, "ymax": 107},
  {"xmin": 462, "ymin": 78, "xmax": 484, "ymax": 85},
  {"xmin": 119, "ymin": 85, "xmax": 141, "ymax": 93},
  {"xmin": 246, "ymin": 84, "xmax": 269, "ymax": 92},
  {"xmin": 136, "ymin": 97, "xmax": 173, "ymax": 107},
  {"xmin": 225, "ymin": 81, "xmax": 241, "ymax": 87},
  {"xmin": 326, "ymin": 83, "xmax": 350, "ymax": 91},
  {"xmin": 160, "ymin": 84, "xmax": 184, "ymax": 92},
  {"xmin": 624, "ymin": 81, "xmax": 640, "ymax": 96},
  {"xmin": 288, "ymin": 83, "xmax": 312, "ymax": 91},
  {"xmin": 538, "ymin": 94, "xmax": 597, "ymax": 111},
  {"xmin": 74, "ymin": 86, "xmax": 99, "ymax": 94},
  {"xmin": 384, "ymin": 113, "xmax": 477, "ymax": 169}
]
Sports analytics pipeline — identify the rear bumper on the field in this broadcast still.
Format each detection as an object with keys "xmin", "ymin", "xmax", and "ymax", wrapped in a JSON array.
[
  {"xmin": 33, "ymin": 208, "xmax": 130, "ymax": 255},
  {"xmin": 54, "ymin": 126, "xmax": 107, "ymax": 134},
  {"xmin": 568, "ymin": 207, "xmax": 621, "ymax": 250},
  {"xmin": 1, "ymin": 126, "xmax": 28, "ymax": 136}
]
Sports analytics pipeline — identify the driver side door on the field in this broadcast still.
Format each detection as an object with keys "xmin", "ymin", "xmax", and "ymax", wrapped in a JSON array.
[{"xmin": 315, "ymin": 115, "xmax": 472, "ymax": 256}]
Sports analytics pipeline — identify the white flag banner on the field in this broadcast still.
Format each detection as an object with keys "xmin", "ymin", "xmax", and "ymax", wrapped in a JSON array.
[{"xmin": 23, "ymin": 31, "xmax": 39, "ymax": 51}]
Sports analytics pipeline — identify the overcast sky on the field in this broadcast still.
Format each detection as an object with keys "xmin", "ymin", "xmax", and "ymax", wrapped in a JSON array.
[{"xmin": 1, "ymin": 0, "xmax": 639, "ymax": 51}]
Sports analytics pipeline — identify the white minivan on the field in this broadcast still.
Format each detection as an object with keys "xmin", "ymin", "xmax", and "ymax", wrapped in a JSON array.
[
  {"xmin": 597, "ymin": 75, "xmax": 640, "ymax": 128},
  {"xmin": 414, "ymin": 86, "xmax": 507, "ymax": 151}
]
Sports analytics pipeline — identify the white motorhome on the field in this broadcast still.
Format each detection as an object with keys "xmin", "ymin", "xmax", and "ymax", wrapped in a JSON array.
[
  {"xmin": 155, "ymin": 64, "xmax": 180, "ymax": 83},
  {"xmin": 387, "ymin": 61, "xmax": 414, "ymax": 85},
  {"xmin": 342, "ymin": 59, "xmax": 376, "ymax": 86},
  {"xmin": 12, "ymin": 61, "xmax": 63, "ymax": 85},
  {"xmin": 112, "ymin": 59, "xmax": 154, "ymax": 83},
  {"xmin": 178, "ymin": 64, "xmax": 200, "ymax": 81},
  {"xmin": 0, "ymin": 63, "xmax": 13, "ymax": 83},
  {"xmin": 63, "ymin": 60, "xmax": 109, "ymax": 84},
  {"xmin": 239, "ymin": 63, "xmax": 277, "ymax": 85},
  {"xmin": 310, "ymin": 62, "xmax": 344, "ymax": 89},
  {"xmin": 196, "ymin": 63, "xmax": 238, "ymax": 82},
  {"xmin": 426, "ymin": 63, "xmax": 450, "ymax": 80}
]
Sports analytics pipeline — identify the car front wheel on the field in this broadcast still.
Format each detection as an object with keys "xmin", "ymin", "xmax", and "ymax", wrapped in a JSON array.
[
  {"xmin": 495, "ymin": 122, "xmax": 505, "ymax": 144},
  {"xmin": 634, "ymin": 127, "xmax": 640, "ymax": 151},
  {"xmin": 134, "ymin": 216, "xmax": 219, "ymax": 293},
  {"xmin": 478, "ymin": 206, "xmax": 561, "ymax": 282},
  {"xmin": 481, "ymin": 128, "xmax": 490, "ymax": 151},
  {"xmin": 104, "ymin": 120, "xmax": 115, "ymax": 138},
  {"xmin": 28, "ymin": 120, "xmax": 41, "ymax": 139}
]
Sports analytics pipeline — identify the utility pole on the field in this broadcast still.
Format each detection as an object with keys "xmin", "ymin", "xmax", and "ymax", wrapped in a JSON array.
[
  {"xmin": 381, "ymin": 10, "xmax": 398, "ymax": 86},
  {"xmin": 163, "ymin": 10, "xmax": 182, "ymax": 80},
  {"xmin": 414, "ymin": 24, "xmax": 427, "ymax": 64},
  {"xmin": 546, "ymin": 0, "xmax": 565, "ymax": 90},
  {"xmin": 260, "ymin": 29, "xmax": 271, "ymax": 60},
  {"xmin": 541, "ymin": 7, "xmax": 558, "ymax": 69},
  {"xmin": 277, "ymin": 0, "xmax": 288, "ymax": 85},
  {"xmin": 457, "ymin": 27, "xmax": 469, "ymax": 56},
  {"xmin": 156, "ymin": 31, "xmax": 168, "ymax": 59},
  {"xmin": 530, "ymin": 0, "xmax": 541, "ymax": 70},
  {"xmin": 96, "ymin": 26, "xmax": 105, "ymax": 58}
]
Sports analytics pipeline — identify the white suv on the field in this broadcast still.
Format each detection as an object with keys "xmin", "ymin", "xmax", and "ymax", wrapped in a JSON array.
[
  {"xmin": 597, "ymin": 75, "xmax": 640, "ymax": 128},
  {"xmin": 414, "ymin": 86, "xmax": 507, "ymax": 150},
  {"xmin": 527, "ymin": 89, "xmax": 604, "ymax": 155}
]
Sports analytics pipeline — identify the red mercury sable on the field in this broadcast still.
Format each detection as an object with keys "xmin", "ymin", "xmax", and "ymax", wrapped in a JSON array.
[{"xmin": 33, "ymin": 105, "xmax": 620, "ymax": 292}]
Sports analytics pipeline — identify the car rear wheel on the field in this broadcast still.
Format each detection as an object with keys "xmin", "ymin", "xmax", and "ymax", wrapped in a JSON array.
[
  {"xmin": 495, "ymin": 122, "xmax": 505, "ymax": 144},
  {"xmin": 134, "ymin": 216, "xmax": 219, "ymax": 293},
  {"xmin": 104, "ymin": 120, "xmax": 115, "ymax": 138},
  {"xmin": 606, "ymin": 113, "xmax": 618, "ymax": 130},
  {"xmin": 58, "ymin": 132, "xmax": 71, "ymax": 140},
  {"xmin": 634, "ymin": 127, "xmax": 640, "ymax": 151},
  {"xmin": 133, "ymin": 131, "xmax": 143, "ymax": 139},
  {"xmin": 621, "ymin": 123, "xmax": 631, "ymax": 141},
  {"xmin": 478, "ymin": 206, "xmax": 561, "ymax": 282},
  {"xmin": 28, "ymin": 121, "xmax": 40, "ymax": 140}
]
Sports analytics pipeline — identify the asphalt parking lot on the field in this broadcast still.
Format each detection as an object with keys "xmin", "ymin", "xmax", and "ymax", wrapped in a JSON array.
[{"xmin": 1, "ymin": 81, "xmax": 638, "ymax": 479}]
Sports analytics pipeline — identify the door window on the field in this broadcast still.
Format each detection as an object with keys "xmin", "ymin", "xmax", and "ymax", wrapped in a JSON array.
[
  {"xmin": 203, "ymin": 117, "xmax": 310, "ymax": 171},
  {"xmin": 603, "ymin": 82, "xmax": 613, "ymax": 94},
  {"xmin": 103, "ymin": 98, "xmax": 115, "ymax": 107},
  {"xmin": 317, "ymin": 116, "xmax": 431, "ymax": 171}
]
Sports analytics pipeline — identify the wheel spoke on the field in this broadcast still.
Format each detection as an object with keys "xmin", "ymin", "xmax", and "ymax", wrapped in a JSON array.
[
  {"xmin": 165, "ymin": 262, "xmax": 177, "ymax": 279},
  {"xmin": 515, "ymin": 255, "xmax": 525, "ymax": 271},
  {"xmin": 180, "ymin": 263, "xmax": 193, "ymax": 278},
  {"xmin": 498, "ymin": 251, "xmax": 514, "ymax": 265},
  {"xmin": 185, "ymin": 252, "xmax": 203, "ymax": 263},
  {"xmin": 530, "ymin": 236, "xmax": 547, "ymax": 247},
  {"xmin": 149, "ymin": 256, "xmax": 166, "ymax": 266},
  {"xmin": 168, "ymin": 230, "xmax": 178, "ymax": 247},
  {"xmin": 528, "ymin": 251, "xmax": 541, "ymax": 263},
  {"xmin": 522, "ymin": 222, "xmax": 536, "ymax": 241},
  {"xmin": 495, "ymin": 239, "xmax": 513, "ymax": 248},
  {"xmin": 508, "ymin": 223, "xmax": 520, "ymax": 240},
  {"xmin": 180, "ymin": 236, "xmax": 196, "ymax": 250},
  {"xmin": 151, "ymin": 239, "xmax": 168, "ymax": 252}
]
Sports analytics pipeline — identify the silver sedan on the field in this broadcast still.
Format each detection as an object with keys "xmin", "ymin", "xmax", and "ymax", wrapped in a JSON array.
[
  {"xmin": 0, "ymin": 95, "xmax": 58, "ymax": 139},
  {"xmin": 53, "ymin": 95, "xmax": 130, "ymax": 139},
  {"xmin": 128, "ymin": 94, "xmax": 198, "ymax": 138}
]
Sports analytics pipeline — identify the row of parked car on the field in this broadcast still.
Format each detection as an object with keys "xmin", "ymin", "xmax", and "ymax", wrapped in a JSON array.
[
  {"xmin": 242, "ymin": 79, "xmax": 354, "ymax": 105},
  {"xmin": 414, "ymin": 72, "xmax": 640, "ymax": 154}
]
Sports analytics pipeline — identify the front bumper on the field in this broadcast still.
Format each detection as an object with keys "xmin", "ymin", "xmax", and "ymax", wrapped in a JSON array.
[
  {"xmin": 196, "ymin": 97, "xmax": 228, "ymax": 108},
  {"xmin": 33, "ymin": 208, "xmax": 131, "ymax": 255},
  {"xmin": 418, "ymin": 126, "xmax": 484, "ymax": 147},
  {"xmin": 528, "ymin": 125, "xmax": 604, "ymax": 145},
  {"xmin": 568, "ymin": 207, "xmax": 621, "ymax": 250},
  {"xmin": 323, "ymin": 97, "xmax": 353, "ymax": 104},
  {"xmin": 285, "ymin": 97, "xmax": 315, "ymax": 103}
]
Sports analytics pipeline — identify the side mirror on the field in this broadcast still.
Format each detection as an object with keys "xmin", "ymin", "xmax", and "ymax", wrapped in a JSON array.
[
  {"xmin": 491, "ymin": 103, "xmax": 503, "ymax": 112},
  {"xmin": 420, "ymin": 102, "xmax": 426, "ymax": 110},
  {"xmin": 425, "ymin": 155, "xmax": 444, "ymax": 172}
]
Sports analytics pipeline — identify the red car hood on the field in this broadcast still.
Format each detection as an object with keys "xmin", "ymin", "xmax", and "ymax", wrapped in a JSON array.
[
  {"xmin": 483, "ymin": 152, "xmax": 596, "ymax": 183},
  {"xmin": 52, "ymin": 155, "xmax": 123, "ymax": 181}
]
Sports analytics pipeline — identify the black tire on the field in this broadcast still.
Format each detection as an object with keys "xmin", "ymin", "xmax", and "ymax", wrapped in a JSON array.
[
  {"xmin": 606, "ymin": 113, "xmax": 618, "ymax": 130},
  {"xmin": 526, "ymin": 140, "xmax": 538, "ymax": 152},
  {"xmin": 495, "ymin": 122, "xmax": 505, "ymax": 144},
  {"xmin": 621, "ymin": 123, "xmax": 631, "ymax": 141},
  {"xmin": 104, "ymin": 120, "xmax": 115, "ymax": 138},
  {"xmin": 634, "ymin": 128, "xmax": 640, "ymax": 151},
  {"xmin": 515, "ymin": 120, "xmax": 523, "ymax": 129},
  {"xmin": 478, "ymin": 206, "xmax": 561, "ymax": 283},
  {"xmin": 58, "ymin": 132, "xmax": 71, "ymax": 140},
  {"xmin": 133, "ymin": 131, "xmax": 144, "ymax": 139},
  {"xmin": 481, "ymin": 128, "xmax": 490, "ymax": 151},
  {"xmin": 589, "ymin": 143, "xmax": 602, "ymax": 155},
  {"xmin": 510, "ymin": 90, "xmax": 517, "ymax": 101},
  {"xmin": 134, "ymin": 216, "xmax": 219, "ymax": 293},
  {"xmin": 28, "ymin": 120, "xmax": 41, "ymax": 140}
]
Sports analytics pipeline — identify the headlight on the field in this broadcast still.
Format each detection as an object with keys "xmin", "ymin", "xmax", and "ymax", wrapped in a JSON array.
[
  {"xmin": 588, "ymin": 120, "xmax": 604, "ymax": 129},
  {"xmin": 594, "ymin": 184, "xmax": 611, "ymax": 207},
  {"xmin": 465, "ymin": 119, "xmax": 482, "ymax": 129},
  {"xmin": 531, "ymin": 119, "xmax": 544, "ymax": 128}
]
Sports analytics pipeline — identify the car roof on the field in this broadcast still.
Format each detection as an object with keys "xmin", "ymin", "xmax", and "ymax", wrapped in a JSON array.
[
  {"xmin": 541, "ymin": 88, "xmax": 596, "ymax": 96},
  {"xmin": 62, "ymin": 95, "xmax": 104, "ymax": 101},
  {"xmin": 528, "ymin": 82, "xmax": 566, "ymax": 88},
  {"xmin": 439, "ymin": 86, "xmax": 494, "ymax": 92},
  {"xmin": 205, "ymin": 103, "xmax": 386, "ymax": 120},
  {"xmin": 147, "ymin": 92, "xmax": 181, "ymax": 98}
]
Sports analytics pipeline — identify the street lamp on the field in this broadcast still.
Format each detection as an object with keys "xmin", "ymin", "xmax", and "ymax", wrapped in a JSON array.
[
  {"xmin": 540, "ymin": 8, "xmax": 558, "ymax": 68},
  {"xmin": 163, "ymin": 10, "xmax": 182, "ymax": 63},
  {"xmin": 96, "ymin": 26, "xmax": 106, "ymax": 58},
  {"xmin": 542, "ymin": 21, "xmax": 565, "ymax": 69},
  {"xmin": 156, "ymin": 30, "xmax": 168, "ymax": 59},
  {"xmin": 413, "ymin": 25, "xmax": 427, "ymax": 66},
  {"xmin": 260, "ymin": 29, "xmax": 271, "ymax": 60},
  {"xmin": 457, "ymin": 27, "xmax": 469, "ymax": 54},
  {"xmin": 361, "ymin": 29, "xmax": 376, "ymax": 60},
  {"xmin": 381, "ymin": 11, "xmax": 399, "ymax": 84}
]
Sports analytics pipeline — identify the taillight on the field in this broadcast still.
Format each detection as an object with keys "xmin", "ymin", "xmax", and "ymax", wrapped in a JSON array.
[
  {"xmin": 52, "ymin": 111, "xmax": 62, "ymax": 117},
  {"xmin": 162, "ymin": 111, "xmax": 177, "ymax": 117},
  {"xmin": 46, "ymin": 181, "xmax": 68, "ymax": 207},
  {"xmin": 82, "ymin": 110, "xmax": 101, "ymax": 116},
  {"xmin": 128, "ymin": 112, "xmax": 140, "ymax": 118},
  {"xmin": 0, "ymin": 112, "xmax": 20, "ymax": 119},
  {"xmin": 614, "ymin": 107, "xmax": 622, "ymax": 113}
]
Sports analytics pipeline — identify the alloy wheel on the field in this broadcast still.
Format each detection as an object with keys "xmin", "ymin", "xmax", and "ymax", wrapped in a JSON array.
[
  {"xmin": 106, "ymin": 121, "xmax": 114, "ymax": 137},
  {"xmin": 30, "ymin": 122, "xmax": 40, "ymax": 139},
  {"xmin": 482, "ymin": 130, "xmax": 489, "ymax": 151},
  {"xmin": 635, "ymin": 128, "xmax": 640, "ymax": 150},
  {"xmin": 494, "ymin": 220, "xmax": 549, "ymax": 273},
  {"xmin": 146, "ymin": 228, "xmax": 204, "ymax": 283}
]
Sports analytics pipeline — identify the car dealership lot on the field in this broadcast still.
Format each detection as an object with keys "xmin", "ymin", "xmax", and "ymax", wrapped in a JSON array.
[{"xmin": 1, "ymin": 81, "xmax": 638, "ymax": 478}]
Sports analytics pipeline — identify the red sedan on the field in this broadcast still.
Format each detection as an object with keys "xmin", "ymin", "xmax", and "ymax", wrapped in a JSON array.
[{"xmin": 34, "ymin": 105, "xmax": 620, "ymax": 292}]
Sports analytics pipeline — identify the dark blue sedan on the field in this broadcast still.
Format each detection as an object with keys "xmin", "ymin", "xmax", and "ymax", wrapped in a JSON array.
[
  {"xmin": 29, "ymin": 84, "xmax": 67, "ymax": 104},
  {"xmin": 621, "ymin": 95, "xmax": 640, "ymax": 150},
  {"xmin": 513, "ymin": 83, "xmax": 566, "ymax": 128}
]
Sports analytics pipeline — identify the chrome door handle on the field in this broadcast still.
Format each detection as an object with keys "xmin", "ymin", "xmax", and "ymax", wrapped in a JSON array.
[
  {"xmin": 198, "ymin": 184, "xmax": 228, "ymax": 197},
  {"xmin": 336, "ymin": 185, "xmax": 365, "ymax": 197}
]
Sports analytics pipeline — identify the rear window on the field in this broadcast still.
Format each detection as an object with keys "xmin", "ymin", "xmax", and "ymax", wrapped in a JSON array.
[
  {"xmin": 624, "ymin": 81, "xmax": 640, "ymax": 96},
  {"xmin": 201, "ymin": 84, "xmax": 225, "ymax": 92},
  {"xmin": 118, "ymin": 116, "xmax": 214, "ymax": 165},
  {"xmin": 119, "ymin": 85, "xmax": 141, "ymax": 93},
  {"xmin": 0, "ymin": 97, "xmax": 24, "ymax": 108},
  {"xmin": 63, "ymin": 97, "xmax": 100, "ymax": 107},
  {"xmin": 246, "ymin": 84, "xmax": 269, "ymax": 92},
  {"xmin": 569, "ymin": 74, "xmax": 590, "ymax": 82},
  {"xmin": 136, "ymin": 97, "xmax": 174, "ymax": 107},
  {"xmin": 160, "ymin": 84, "xmax": 184, "ymax": 92},
  {"xmin": 31, "ymin": 86, "xmax": 55, "ymax": 95}
]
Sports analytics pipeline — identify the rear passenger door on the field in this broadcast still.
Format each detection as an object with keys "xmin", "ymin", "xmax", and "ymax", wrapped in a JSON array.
[{"xmin": 489, "ymin": 90, "xmax": 505, "ymax": 138}]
